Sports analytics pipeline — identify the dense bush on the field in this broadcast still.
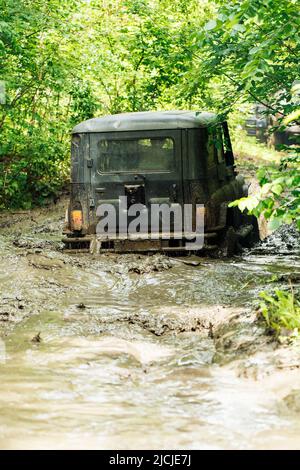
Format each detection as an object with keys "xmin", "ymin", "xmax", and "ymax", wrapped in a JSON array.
[{"xmin": 0, "ymin": 0, "xmax": 299, "ymax": 216}]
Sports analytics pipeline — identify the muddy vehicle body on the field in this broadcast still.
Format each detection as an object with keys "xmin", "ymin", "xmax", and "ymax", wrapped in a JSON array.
[{"xmin": 63, "ymin": 111, "xmax": 258, "ymax": 253}]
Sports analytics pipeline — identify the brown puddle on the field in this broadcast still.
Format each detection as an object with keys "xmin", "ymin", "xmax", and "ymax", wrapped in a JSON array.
[{"xmin": 1, "ymin": 202, "xmax": 300, "ymax": 449}]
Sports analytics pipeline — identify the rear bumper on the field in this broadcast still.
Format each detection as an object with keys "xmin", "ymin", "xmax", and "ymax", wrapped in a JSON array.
[{"xmin": 62, "ymin": 230, "xmax": 219, "ymax": 253}]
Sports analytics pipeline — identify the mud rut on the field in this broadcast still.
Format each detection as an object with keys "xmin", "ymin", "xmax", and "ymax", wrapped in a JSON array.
[{"xmin": 0, "ymin": 197, "xmax": 300, "ymax": 449}]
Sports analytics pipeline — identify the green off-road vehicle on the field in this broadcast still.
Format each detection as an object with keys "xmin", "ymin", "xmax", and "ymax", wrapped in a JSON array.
[{"xmin": 63, "ymin": 111, "xmax": 259, "ymax": 254}]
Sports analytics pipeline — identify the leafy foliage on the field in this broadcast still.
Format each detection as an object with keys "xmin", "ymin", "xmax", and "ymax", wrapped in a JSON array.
[
  {"xmin": 260, "ymin": 288, "xmax": 300, "ymax": 339},
  {"xmin": 0, "ymin": 0, "xmax": 299, "ymax": 214},
  {"xmin": 198, "ymin": 0, "xmax": 300, "ymax": 113},
  {"xmin": 0, "ymin": 0, "xmax": 210, "ymax": 208},
  {"xmin": 0, "ymin": 0, "xmax": 86, "ymax": 207},
  {"xmin": 197, "ymin": 0, "xmax": 300, "ymax": 229},
  {"xmin": 229, "ymin": 151, "xmax": 300, "ymax": 229}
]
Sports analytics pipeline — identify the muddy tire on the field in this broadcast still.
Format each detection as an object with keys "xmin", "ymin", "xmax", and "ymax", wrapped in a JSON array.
[
  {"xmin": 230, "ymin": 207, "xmax": 260, "ymax": 245},
  {"xmin": 239, "ymin": 214, "xmax": 260, "ymax": 248},
  {"xmin": 218, "ymin": 208, "xmax": 260, "ymax": 256},
  {"xmin": 219, "ymin": 226, "xmax": 239, "ymax": 257}
]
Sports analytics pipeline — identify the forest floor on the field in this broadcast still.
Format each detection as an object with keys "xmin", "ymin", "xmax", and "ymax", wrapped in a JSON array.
[{"xmin": 0, "ymin": 179, "xmax": 300, "ymax": 448}]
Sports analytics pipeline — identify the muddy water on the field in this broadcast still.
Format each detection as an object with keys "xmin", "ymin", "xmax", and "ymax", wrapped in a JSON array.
[{"xmin": 1, "ymin": 210, "xmax": 300, "ymax": 449}]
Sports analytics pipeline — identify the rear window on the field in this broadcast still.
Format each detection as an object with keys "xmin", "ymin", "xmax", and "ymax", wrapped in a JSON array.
[{"xmin": 96, "ymin": 137, "xmax": 174, "ymax": 173}]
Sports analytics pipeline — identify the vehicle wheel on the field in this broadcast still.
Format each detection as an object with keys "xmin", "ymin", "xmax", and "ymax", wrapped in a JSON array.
[
  {"xmin": 218, "ymin": 208, "xmax": 259, "ymax": 256},
  {"xmin": 217, "ymin": 225, "xmax": 239, "ymax": 257},
  {"xmin": 237, "ymin": 214, "xmax": 260, "ymax": 248}
]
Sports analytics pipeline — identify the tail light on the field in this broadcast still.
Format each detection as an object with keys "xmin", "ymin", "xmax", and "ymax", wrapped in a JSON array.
[
  {"xmin": 196, "ymin": 206, "xmax": 206, "ymax": 219},
  {"xmin": 195, "ymin": 205, "xmax": 206, "ymax": 230},
  {"xmin": 71, "ymin": 209, "xmax": 83, "ymax": 231}
]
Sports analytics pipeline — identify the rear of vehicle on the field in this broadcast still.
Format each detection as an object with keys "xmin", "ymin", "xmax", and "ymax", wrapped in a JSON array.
[{"xmin": 63, "ymin": 111, "xmax": 256, "ymax": 253}]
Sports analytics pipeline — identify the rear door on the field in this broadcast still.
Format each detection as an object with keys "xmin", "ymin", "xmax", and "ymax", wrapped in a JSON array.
[{"xmin": 89, "ymin": 129, "xmax": 184, "ymax": 236}]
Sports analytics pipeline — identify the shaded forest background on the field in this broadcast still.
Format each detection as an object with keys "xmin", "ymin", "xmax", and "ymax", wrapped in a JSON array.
[{"xmin": 0, "ymin": 0, "xmax": 299, "ymax": 228}]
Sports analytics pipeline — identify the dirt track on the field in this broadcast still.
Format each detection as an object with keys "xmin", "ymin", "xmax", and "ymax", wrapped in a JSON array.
[{"xmin": 1, "ymin": 197, "xmax": 300, "ymax": 449}]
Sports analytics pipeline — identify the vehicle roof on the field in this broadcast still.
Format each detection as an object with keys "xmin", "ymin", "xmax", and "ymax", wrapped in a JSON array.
[{"xmin": 72, "ymin": 110, "xmax": 220, "ymax": 134}]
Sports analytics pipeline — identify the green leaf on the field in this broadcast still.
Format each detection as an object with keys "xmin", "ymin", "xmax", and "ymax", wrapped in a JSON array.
[
  {"xmin": 268, "ymin": 216, "xmax": 283, "ymax": 231},
  {"xmin": 204, "ymin": 20, "xmax": 217, "ymax": 31},
  {"xmin": 271, "ymin": 184, "xmax": 283, "ymax": 196}
]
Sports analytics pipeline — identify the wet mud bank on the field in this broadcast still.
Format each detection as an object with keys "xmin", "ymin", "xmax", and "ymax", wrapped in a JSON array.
[{"xmin": 0, "ymin": 198, "xmax": 300, "ymax": 449}]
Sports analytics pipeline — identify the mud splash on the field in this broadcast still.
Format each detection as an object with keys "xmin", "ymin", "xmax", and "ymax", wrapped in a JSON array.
[
  {"xmin": 1, "ymin": 199, "xmax": 300, "ymax": 449},
  {"xmin": 249, "ymin": 223, "xmax": 300, "ymax": 256}
]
